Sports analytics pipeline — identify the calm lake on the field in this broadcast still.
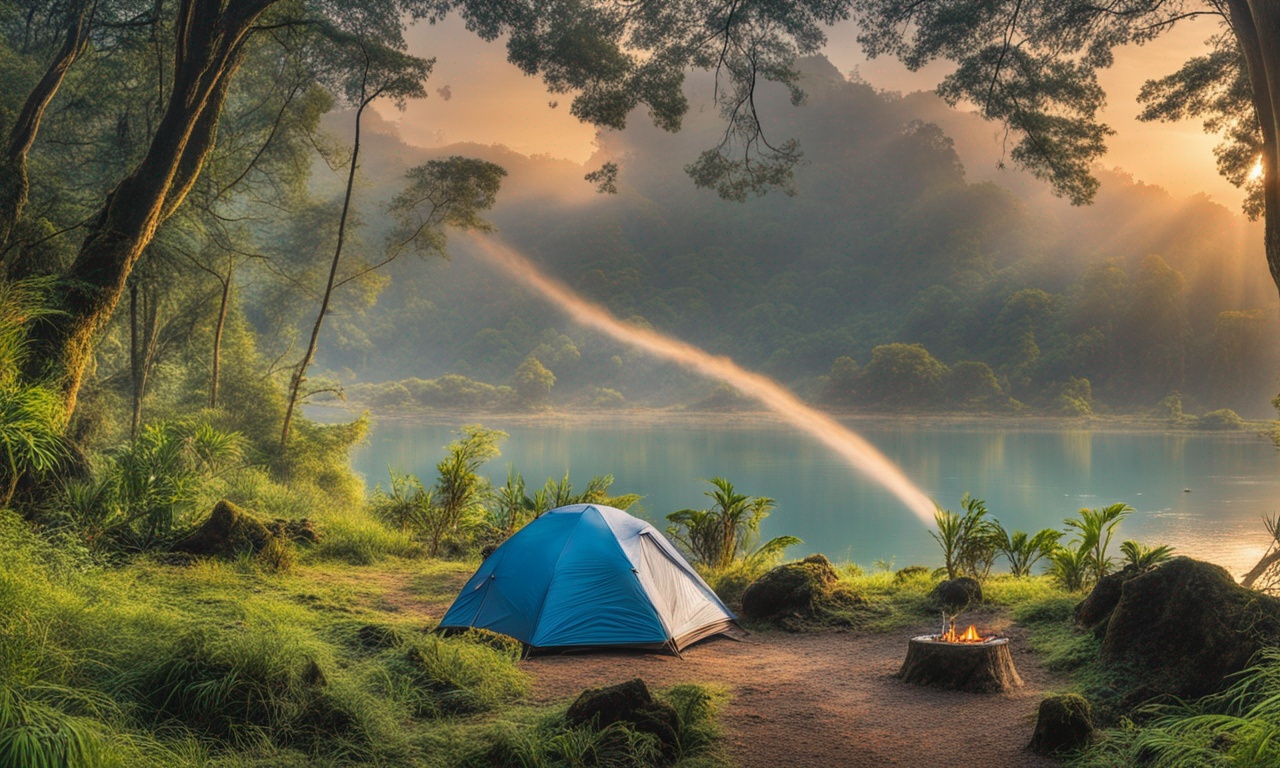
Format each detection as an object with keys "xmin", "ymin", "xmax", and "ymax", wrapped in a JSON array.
[{"xmin": 349, "ymin": 416, "xmax": 1280, "ymax": 577}]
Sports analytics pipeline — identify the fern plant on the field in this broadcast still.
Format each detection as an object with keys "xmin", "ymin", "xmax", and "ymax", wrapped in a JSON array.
[{"xmin": 1065, "ymin": 503, "xmax": 1134, "ymax": 584}]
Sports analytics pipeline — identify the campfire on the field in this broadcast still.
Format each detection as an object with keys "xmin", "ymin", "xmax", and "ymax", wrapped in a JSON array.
[
  {"xmin": 897, "ymin": 612, "xmax": 1023, "ymax": 693},
  {"xmin": 939, "ymin": 623, "xmax": 989, "ymax": 643},
  {"xmin": 934, "ymin": 613, "xmax": 995, "ymax": 644}
]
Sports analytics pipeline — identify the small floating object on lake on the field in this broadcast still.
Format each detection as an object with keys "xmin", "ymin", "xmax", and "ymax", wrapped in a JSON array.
[{"xmin": 1184, "ymin": 488, "xmax": 1191, "ymax": 493}]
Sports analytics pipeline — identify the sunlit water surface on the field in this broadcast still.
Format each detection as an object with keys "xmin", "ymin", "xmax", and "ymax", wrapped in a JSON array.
[{"xmin": 350, "ymin": 418, "xmax": 1280, "ymax": 577}]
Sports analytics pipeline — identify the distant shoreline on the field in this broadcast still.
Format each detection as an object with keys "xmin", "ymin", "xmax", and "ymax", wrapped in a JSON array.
[{"xmin": 308, "ymin": 402, "xmax": 1277, "ymax": 440}]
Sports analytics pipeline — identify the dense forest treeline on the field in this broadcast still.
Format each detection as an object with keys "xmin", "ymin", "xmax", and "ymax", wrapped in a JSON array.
[{"xmin": 301, "ymin": 58, "xmax": 1280, "ymax": 418}]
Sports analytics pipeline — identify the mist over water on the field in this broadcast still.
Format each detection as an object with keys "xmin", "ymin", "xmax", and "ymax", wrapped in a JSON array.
[{"xmin": 469, "ymin": 235, "xmax": 938, "ymax": 527}]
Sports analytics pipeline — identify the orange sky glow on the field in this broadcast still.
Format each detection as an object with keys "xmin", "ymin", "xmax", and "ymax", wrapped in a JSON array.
[{"xmin": 385, "ymin": 14, "xmax": 1242, "ymax": 211}]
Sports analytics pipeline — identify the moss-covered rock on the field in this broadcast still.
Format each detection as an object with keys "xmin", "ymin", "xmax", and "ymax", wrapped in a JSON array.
[
  {"xmin": 1074, "ymin": 565, "xmax": 1140, "ymax": 634},
  {"xmin": 1029, "ymin": 694, "xmax": 1093, "ymax": 755},
  {"xmin": 930, "ymin": 577, "xmax": 982, "ymax": 609},
  {"xmin": 740, "ymin": 554, "xmax": 839, "ymax": 621},
  {"xmin": 170, "ymin": 500, "xmax": 277, "ymax": 558},
  {"xmin": 565, "ymin": 678, "xmax": 679, "ymax": 758},
  {"xmin": 1102, "ymin": 557, "xmax": 1280, "ymax": 698}
]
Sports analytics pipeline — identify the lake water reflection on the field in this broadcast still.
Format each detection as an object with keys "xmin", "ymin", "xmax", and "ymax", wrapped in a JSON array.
[{"xmin": 350, "ymin": 417, "xmax": 1280, "ymax": 577}]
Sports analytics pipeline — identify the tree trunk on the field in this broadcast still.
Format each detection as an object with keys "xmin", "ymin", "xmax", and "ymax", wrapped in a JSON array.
[
  {"xmin": 129, "ymin": 281, "xmax": 161, "ymax": 438},
  {"xmin": 210, "ymin": 270, "xmax": 231, "ymax": 408},
  {"xmin": 279, "ymin": 97, "xmax": 368, "ymax": 450},
  {"xmin": 0, "ymin": 0, "xmax": 95, "ymax": 263},
  {"xmin": 1229, "ymin": 2, "xmax": 1280, "ymax": 301},
  {"xmin": 898, "ymin": 636, "xmax": 1023, "ymax": 693},
  {"xmin": 19, "ymin": 0, "xmax": 274, "ymax": 420}
]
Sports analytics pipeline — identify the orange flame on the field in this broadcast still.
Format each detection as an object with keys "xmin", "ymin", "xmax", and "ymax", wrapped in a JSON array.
[{"xmin": 940, "ymin": 624, "xmax": 987, "ymax": 643}]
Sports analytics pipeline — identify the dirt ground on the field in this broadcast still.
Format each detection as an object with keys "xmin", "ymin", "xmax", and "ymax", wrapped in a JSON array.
[
  {"xmin": 343, "ymin": 565, "xmax": 1061, "ymax": 767},
  {"xmin": 523, "ymin": 615, "xmax": 1061, "ymax": 768}
]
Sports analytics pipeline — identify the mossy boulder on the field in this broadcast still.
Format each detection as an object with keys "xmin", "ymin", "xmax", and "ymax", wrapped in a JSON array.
[
  {"xmin": 741, "ymin": 554, "xmax": 839, "ymax": 621},
  {"xmin": 930, "ymin": 577, "xmax": 982, "ymax": 609},
  {"xmin": 1029, "ymin": 694, "xmax": 1093, "ymax": 755},
  {"xmin": 1102, "ymin": 557, "xmax": 1280, "ymax": 699},
  {"xmin": 170, "ymin": 501, "xmax": 318, "ymax": 561},
  {"xmin": 171, "ymin": 500, "xmax": 277, "ymax": 558},
  {"xmin": 1075, "ymin": 565, "xmax": 1141, "ymax": 634},
  {"xmin": 565, "ymin": 678, "xmax": 679, "ymax": 757}
]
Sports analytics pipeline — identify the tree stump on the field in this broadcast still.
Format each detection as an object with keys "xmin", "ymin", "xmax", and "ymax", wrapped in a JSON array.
[{"xmin": 897, "ymin": 636, "xmax": 1023, "ymax": 693}]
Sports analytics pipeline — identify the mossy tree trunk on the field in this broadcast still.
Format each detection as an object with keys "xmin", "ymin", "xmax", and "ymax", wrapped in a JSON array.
[
  {"xmin": 18, "ymin": 0, "xmax": 277, "ymax": 420},
  {"xmin": 0, "ymin": 0, "xmax": 95, "ymax": 266},
  {"xmin": 1226, "ymin": 2, "xmax": 1280, "ymax": 301}
]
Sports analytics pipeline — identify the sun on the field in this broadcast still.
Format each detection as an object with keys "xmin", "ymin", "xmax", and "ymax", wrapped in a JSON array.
[{"xmin": 1249, "ymin": 157, "xmax": 1264, "ymax": 182}]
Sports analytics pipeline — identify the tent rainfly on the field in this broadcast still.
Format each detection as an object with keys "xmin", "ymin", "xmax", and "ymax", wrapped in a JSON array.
[{"xmin": 439, "ymin": 504, "xmax": 741, "ymax": 652}]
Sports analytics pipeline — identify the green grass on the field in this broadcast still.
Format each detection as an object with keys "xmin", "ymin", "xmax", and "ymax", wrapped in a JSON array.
[{"xmin": 0, "ymin": 508, "xmax": 730, "ymax": 767}]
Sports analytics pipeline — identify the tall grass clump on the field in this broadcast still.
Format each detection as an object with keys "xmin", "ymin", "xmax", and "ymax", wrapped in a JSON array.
[
  {"xmin": 310, "ymin": 510, "xmax": 421, "ymax": 565},
  {"xmin": 380, "ymin": 632, "xmax": 528, "ymax": 719}
]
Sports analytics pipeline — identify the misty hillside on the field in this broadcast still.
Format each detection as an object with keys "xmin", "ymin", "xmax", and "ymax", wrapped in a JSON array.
[{"xmin": 288, "ymin": 56, "xmax": 1279, "ymax": 418}]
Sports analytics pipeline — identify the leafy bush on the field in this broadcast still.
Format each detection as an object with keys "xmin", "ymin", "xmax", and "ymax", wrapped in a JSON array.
[
  {"xmin": 0, "ymin": 278, "xmax": 68, "ymax": 509},
  {"xmin": 55, "ymin": 420, "xmax": 247, "ymax": 550}
]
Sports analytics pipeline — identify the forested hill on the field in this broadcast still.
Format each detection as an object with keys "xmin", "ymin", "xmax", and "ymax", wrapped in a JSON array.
[{"xmin": 298, "ymin": 56, "xmax": 1279, "ymax": 418}]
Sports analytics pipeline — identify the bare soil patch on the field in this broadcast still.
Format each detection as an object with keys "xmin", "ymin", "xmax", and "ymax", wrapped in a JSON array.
[{"xmin": 525, "ymin": 617, "xmax": 1061, "ymax": 768}]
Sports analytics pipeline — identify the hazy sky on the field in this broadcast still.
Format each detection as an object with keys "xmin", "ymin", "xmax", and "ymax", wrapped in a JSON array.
[{"xmin": 387, "ymin": 14, "xmax": 1241, "ymax": 210}]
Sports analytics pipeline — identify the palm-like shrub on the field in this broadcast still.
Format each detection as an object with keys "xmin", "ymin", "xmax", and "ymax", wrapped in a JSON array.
[
  {"xmin": 109, "ymin": 421, "xmax": 246, "ymax": 544},
  {"xmin": 1065, "ymin": 503, "xmax": 1134, "ymax": 584},
  {"xmin": 488, "ymin": 465, "xmax": 532, "ymax": 535},
  {"xmin": 994, "ymin": 526, "xmax": 1063, "ymax": 577},
  {"xmin": 1120, "ymin": 539, "xmax": 1174, "ymax": 570},
  {"xmin": 931, "ymin": 494, "xmax": 999, "ymax": 580},
  {"xmin": 666, "ymin": 477, "xmax": 800, "ymax": 569},
  {"xmin": 537, "ymin": 471, "xmax": 642, "ymax": 514}
]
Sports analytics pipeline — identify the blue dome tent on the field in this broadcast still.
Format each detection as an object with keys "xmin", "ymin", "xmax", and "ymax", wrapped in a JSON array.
[{"xmin": 439, "ymin": 504, "xmax": 741, "ymax": 652}]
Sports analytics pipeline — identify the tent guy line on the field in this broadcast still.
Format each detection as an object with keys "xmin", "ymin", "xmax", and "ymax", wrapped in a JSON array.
[{"xmin": 468, "ymin": 233, "xmax": 938, "ymax": 528}]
